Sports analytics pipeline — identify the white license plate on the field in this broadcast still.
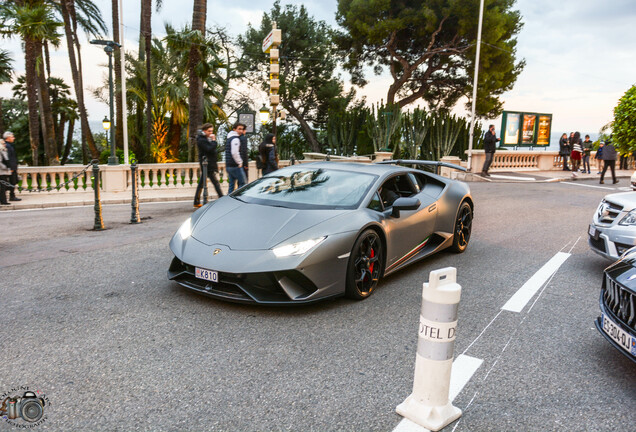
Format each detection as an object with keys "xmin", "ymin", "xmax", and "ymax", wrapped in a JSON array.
[
  {"xmin": 589, "ymin": 225, "xmax": 598, "ymax": 238},
  {"xmin": 195, "ymin": 267, "xmax": 218, "ymax": 283},
  {"xmin": 602, "ymin": 313, "xmax": 634, "ymax": 354}
]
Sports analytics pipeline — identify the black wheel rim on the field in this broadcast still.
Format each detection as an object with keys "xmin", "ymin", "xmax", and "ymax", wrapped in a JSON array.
[
  {"xmin": 455, "ymin": 205, "xmax": 472, "ymax": 248},
  {"xmin": 353, "ymin": 233, "xmax": 381, "ymax": 296}
]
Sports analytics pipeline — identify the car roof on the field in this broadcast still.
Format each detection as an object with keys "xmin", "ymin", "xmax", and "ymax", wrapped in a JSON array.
[{"xmin": 288, "ymin": 161, "xmax": 412, "ymax": 175}]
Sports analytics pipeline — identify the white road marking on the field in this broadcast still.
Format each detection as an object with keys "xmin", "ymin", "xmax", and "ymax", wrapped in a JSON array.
[
  {"xmin": 449, "ymin": 355, "xmax": 484, "ymax": 400},
  {"xmin": 394, "ymin": 244, "xmax": 575, "ymax": 432},
  {"xmin": 392, "ymin": 355, "xmax": 483, "ymax": 432},
  {"xmin": 489, "ymin": 174, "xmax": 535, "ymax": 181},
  {"xmin": 501, "ymin": 252, "xmax": 570, "ymax": 313},
  {"xmin": 561, "ymin": 181, "xmax": 615, "ymax": 190}
]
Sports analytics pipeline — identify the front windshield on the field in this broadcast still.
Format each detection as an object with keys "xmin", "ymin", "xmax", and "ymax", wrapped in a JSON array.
[{"xmin": 233, "ymin": 167, "xmax": 377, "ymax": 209}]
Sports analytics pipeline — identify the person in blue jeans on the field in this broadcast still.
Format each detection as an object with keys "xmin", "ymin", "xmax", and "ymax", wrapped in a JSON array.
[{"xmin": 225, "ymin": 122, "xmax": 247, "ymax": 193}]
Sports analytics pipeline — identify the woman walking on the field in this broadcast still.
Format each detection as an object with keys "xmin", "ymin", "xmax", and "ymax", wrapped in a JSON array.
[
  {"xmin": 570, "ymin": 132, "xmax": 582, "ymax": 177},
  {"xmin": 259, "ymin": 133, "xmax": 279, "ymax": 175},
  {"xmin": 595, "ymin": 141, "xmax": 604, "ymax": 174}
]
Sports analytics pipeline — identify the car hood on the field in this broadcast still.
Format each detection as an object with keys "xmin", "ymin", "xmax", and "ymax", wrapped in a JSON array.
[
  {"xmin": 603, "ymin": 191, "xmax": 636, "ymax": 210},
  {"xmin": 191, "ymin": 198, "xmax": 349, "ymax": 250}
]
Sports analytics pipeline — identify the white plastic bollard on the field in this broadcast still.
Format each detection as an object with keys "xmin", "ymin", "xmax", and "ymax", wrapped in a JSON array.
[{"xmin": 396, "ymin": 267, "xmax": 462, "ymax": 431}]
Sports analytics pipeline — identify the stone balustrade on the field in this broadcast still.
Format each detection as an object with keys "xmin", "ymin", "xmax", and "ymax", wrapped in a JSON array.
[
  {"xmin": 15, "ymin": 149, "xmax": 600, "ymax": 194},
  {"xmin": 468, "ymin": 149, "xmax": 597, "ymax": 172}
]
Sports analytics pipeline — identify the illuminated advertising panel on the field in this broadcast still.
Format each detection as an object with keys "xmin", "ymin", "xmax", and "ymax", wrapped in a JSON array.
[{"xmin": 501, "ymin": 111, "xmax": 552, "ymax": 147}]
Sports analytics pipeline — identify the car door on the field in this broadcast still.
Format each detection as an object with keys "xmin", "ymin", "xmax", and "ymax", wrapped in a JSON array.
[{"xmin": 379, "ymin": 173, "xmax": 438, "ymax": 272}]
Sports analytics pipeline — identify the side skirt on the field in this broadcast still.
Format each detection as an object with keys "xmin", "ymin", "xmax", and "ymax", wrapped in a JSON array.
[{"xmin": 384, "ymin": 233, "xmax": 453, "ymax": 277}]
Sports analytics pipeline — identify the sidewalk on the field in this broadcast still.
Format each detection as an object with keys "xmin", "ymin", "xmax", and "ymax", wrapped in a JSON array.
[
  {"xmin": 1, "ymin": 168, "xmax": 633, "ymax": 211},
  {"xmin": 0, "ymin": 187, "xmax": 204, "ymax": 211},
  {"xmin": 461, "ymin": 168, "xmax": 634, "ymax": 185}
]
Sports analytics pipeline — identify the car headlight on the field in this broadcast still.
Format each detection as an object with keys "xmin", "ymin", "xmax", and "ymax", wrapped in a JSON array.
[
  {"xmin": 273, "ymin": 236, "xmax": 326, "ymax": 257},
  {"xmin": 178, "ymin": 218, "xmax": 192, "ymax": 239},
  {"xmin": 619, "ymin": 210, "xmax": 636, "ymax": 226}
]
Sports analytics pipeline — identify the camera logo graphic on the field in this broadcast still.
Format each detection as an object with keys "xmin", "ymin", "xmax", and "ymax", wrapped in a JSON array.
[{"xmin": 1, "ymin": 389, "xmax": 48, "ymax": 425}]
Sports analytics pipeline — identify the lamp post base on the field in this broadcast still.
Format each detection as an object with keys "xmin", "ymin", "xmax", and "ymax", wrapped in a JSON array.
[{"xmin": 107, "ymin": 155, "xmax": 119, "ymax": 165}]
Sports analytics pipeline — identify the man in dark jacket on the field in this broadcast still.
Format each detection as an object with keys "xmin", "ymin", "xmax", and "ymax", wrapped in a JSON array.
[
  {"xmin": 194, "ymin": 123, "xmax": 223, "ymax": 207},
  {"xmin": 225, "ymin": 122, "xmax": 247, "ymax": 193},
  {"xmin": 2, "ymin": 131, "xmax": 21, "ymax": 201},
  {"xmin": 599, "ymin": 138, "xmax": 619, "ymax": 185},
  {"xmin": 481, "ymin": 124, "xmax": 499, "ymax": 177}
]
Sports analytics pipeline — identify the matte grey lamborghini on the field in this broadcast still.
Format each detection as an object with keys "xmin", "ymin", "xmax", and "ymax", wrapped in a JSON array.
[{"xmin": 168, "ymin": 161, "xmax": 473, "ymax": 304}]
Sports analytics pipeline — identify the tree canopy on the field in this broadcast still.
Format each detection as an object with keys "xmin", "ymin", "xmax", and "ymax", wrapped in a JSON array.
[
  {"xmin": 336, "ymin": 0, "xmax": 524, "ymax": 118},
  {"xmin": 613, "ymin": 85, "xmax": 636, "ymax": 153},
  {"xmin": 238, "ymin": 0, "xmax": 350, "ymax": 151}
]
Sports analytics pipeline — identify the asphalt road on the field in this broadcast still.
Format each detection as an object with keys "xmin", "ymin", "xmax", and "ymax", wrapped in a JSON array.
[{"xmin": 1, "ymin": 179, "xmax": 635, "ymax": 431}]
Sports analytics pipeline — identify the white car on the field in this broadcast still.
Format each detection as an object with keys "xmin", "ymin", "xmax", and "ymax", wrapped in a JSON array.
[
  {"xmin": 589, "ymin": 192, "xmax": 636, "ymax": 260},
  {"xmin": 631, "ymin": 171, "xmax": 636, "ymax": 190}
]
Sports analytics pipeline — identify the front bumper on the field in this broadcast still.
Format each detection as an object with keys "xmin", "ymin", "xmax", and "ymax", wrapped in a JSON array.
[
  {"xmin": 168, "ymin": 257, "xmax": 341, "ymax": 304},
  {"xmin": 595, "ymin": 277, "xmax": 636, "ymax": 363},
  {"xmin": 168, "ymin": 232, "xmax": 353, "ymax": 305},
  {"xmin": 588, "ymin": 224, "xmax": 636, "ymax": 260}
]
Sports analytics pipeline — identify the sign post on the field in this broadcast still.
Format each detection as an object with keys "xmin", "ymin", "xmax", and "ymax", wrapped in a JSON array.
[{"xmin": 263, "ymin": 23, "xmax": 282, "ymax": 138}]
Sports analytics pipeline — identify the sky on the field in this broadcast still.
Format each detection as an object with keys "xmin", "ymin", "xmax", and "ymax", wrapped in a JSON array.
[{"xmin": 1, "ymin": 0, "xmax": 635, "ymax": 142}]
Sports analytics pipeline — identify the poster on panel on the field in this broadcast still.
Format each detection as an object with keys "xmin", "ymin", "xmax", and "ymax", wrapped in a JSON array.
[
  {"xmin": 537, "ymin": 115, "xmax": 551, "ymax": 146},
  {"xmin": 504, "ymin": 113, "xmax": 521, "ymax": 145},
  {"xmin": 522, "ymin": 114, "xmax": 536, "ymax": 144}
]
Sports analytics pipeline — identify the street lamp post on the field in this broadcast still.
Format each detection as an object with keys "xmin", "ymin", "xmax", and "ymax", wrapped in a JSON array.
[
  {"xmin": 90, "ymin": 39, "xmax": 121, "ymax": 165},
  {"xmin": 467, "ymin": 0, "xmax": 485, "ymax": 172}
]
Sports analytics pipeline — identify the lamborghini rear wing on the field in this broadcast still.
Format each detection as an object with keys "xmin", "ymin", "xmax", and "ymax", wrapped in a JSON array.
[{"xmin": 375, "ymin": 159, "xmax": 467, "ymax": 175}]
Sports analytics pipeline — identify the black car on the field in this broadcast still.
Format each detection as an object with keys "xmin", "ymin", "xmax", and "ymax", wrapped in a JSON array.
[{"xmin": 595, "ymin": 248, "xmax": 636, "ymax": 363}]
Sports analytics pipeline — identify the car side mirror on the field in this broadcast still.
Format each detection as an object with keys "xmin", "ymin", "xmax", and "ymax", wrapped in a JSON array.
[{"xmin": 391, "ymin": 197, "xmax": 420, "ymax": 218}]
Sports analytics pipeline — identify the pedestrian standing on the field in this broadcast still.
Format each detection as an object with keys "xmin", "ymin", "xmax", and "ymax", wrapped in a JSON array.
[
  {"xmin": 599, "ymin": 139, "xmax": 618, "ymax": 184},
  {"xmin": 225, "ymin": 122, "xmax": 247, "ymax": 193},
  {"xmin": 0, "ymin": 139, "xmax": 11, "ymax": 205},
  {"xmin": 595, "ymin": 141, "xmax": 604, "ymax": 174},
  {"xmin": 259, "ymin": 133, "xmax": 279, "ymax": 175},
  {"xmin": 559, "ymin": 133, "xmax": 570, "ymax": 170},
  {"xmin": 480, "ymin": 124, "xmax": 499, "ymax": 177},
  {"xmin": 570, "ymin": 131, "xmax": 582, "ymax": 177},
  {"xmin": 2, "ymin": 131, "xmax": 20, "ymax": 201},
  {"xmin": 239, "ymin": 128, "xmax": 249, "ymax": 182},
  {"xmin": 581, "ymin": 134, "xmax": 593, "ymax": 174},
  {"xmin": 193, "ymin": 123, "xmax": 223, "ymax": 208}
]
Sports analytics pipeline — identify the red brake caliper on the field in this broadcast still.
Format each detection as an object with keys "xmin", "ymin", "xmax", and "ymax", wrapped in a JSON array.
[{"xmin": 369, "ymin": 248, "xmax": 375, "ymax": 275}]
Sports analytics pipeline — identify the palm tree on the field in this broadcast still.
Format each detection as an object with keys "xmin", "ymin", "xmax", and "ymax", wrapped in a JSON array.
[
  {"xmin": 111, "ymin": 0, "xmax": 123, "ymax": 151},
  {"xmin": 0, "ymin": 49, "xmax": 13, "ymax": 133},
  {"xmin": 1, "ymin": 0, "xmax": 60, "ymax": 165},
  {"xmin": 139, "ymin": 0, "xmax": 163, "ymax": 160},
  {"xmin": 188, "ymin": 0, "xmax": 206, "ymax": 161},
  {"xmin": 56, "ymin": 0, "xmax": 106, "ymax": 162},
  {"xmin": 125, "ymin": 26, "xmax": 227, "ymax": 162}
]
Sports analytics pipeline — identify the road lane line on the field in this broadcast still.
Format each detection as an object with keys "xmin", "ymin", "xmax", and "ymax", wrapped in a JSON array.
[
  {"xmin": 450, "ymin": 392, "xmax": 479, "ymax": 432},
  {"xmin": 561, "ymin": 181, "xmax": 615, "ymax": 190},
  {"xmin": 461, "ymin": 310, "xmax": 503, "ymax": 355},
  {"xmin": 393, "ymin": 355, "xmax": 483, "ymax": 432},
  {"xmin": 501, "ymin": 252, "xmax": 570, "ymax": 313},
  {"xmin": 489, "ymin": 174, "xmax": 536, "ymax": 181}
]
